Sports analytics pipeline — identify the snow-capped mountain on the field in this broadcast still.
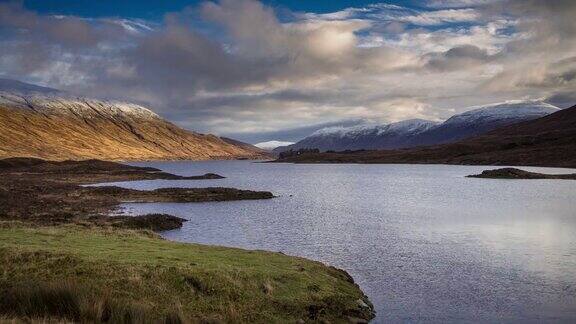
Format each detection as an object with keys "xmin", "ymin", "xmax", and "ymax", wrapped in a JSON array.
[
  {"xmin": 0, "ymin": 92, "xmax": 161, "ymax": 121},
  {"xmin": 0, "ymin": 78, "xmax": 163, "ymax": 121},
  {"xmin": 254, "ymin": 140, "xmax": 295, "ymax": 150},
  {"xmin": 275, "ymin": 100, "xmax": 560, "ymax": 153},
  {"xmin": 0, "ymin": 79, "xmax": 267, "ymax": 161},
  {"xmin": 276, "ymin": 119, "xmax": 439, "ymax": 152},
  {"xmin": 412, "ymin": 100, "xmax": 560, "ymax": 147}
]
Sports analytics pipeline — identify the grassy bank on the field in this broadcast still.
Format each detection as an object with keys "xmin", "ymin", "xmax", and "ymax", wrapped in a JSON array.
[{"xmin": 0, "ymin": 224, "xmax": 374, "ymax": 323}]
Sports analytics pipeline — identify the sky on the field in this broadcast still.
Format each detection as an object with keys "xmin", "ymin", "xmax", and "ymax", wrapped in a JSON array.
[{"xmin": 1, "ymin": 0, "xmax": 575, "ymax": 144}]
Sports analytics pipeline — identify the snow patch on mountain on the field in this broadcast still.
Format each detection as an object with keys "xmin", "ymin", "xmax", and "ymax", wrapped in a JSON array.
[
  {"xmin": 310, "ymin": 119, "xmax": 439, "ymax": 139},
  {"xmin": 0, "ymin": 79, "xmax": 159, "ymax": 120},
  {"xmin": 444, "ymin": 100, "xmax": 559, "ymax": 125},
  {"xmin": 255, "ymin": 140, "xmax": 295, "ymax": 150},
  {"xmin": 376, "ymin": 119, "xmax": 440, "ymax": 135},
  {"xmin": 279, "ymin": 100, "xmax": 560, "ymax": 152},
  {"xmin": 311, "ymin": 124, "xmax": 377, "ymax": 137}
]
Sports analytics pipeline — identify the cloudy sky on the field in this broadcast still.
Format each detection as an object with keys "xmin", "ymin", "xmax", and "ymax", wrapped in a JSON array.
[{"xmin": 0, "ymin": 0, "xmax": 575, "ymax": 143}]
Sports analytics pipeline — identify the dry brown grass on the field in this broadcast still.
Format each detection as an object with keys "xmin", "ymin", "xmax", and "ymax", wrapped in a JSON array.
[{"xmin": 0, "ymin": 105, "xmax": 267, "ymax": 161}]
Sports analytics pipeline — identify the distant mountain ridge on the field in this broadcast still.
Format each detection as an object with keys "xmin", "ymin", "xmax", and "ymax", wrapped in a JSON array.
[
  {"xmin": 0, "ymin": 79, "xmax": 267, "ymax": 161},
  {"xmin": 275, "ymin": 100, "xmax": 559, "ymax": 153},
  {"xmin": 0, "ymin": 78, "xmax": 61, "ymax": 95},
  {"xmin": 274, "ymin": 104, "xmax": 576, "ymax": 168},
  {"xmin": 279, "ymin": 119, "xmax": 439, "ymax": 152}
]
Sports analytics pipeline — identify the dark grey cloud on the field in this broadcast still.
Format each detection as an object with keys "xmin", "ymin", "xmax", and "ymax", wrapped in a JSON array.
[
  {"xmin": 0, "ymin": 2, "xmax": 125, "ymax": 46},
  {"xmin": 478, "ymin": 0, "xmax": 576, "ymax": 97},
  {"xmin": 426, "ymin": 45, "xmax": 493, "ymax": 71},
  {"xmin": 546, "ymin": 91, "xmax": 576, "ymax": 109},
  {"xmin": 0, "ymin": 1, "xmax": 132, "ymax": 88},
  {"xmin": 524, "ymin": 57, "xmax": 576, "ymax": 89},
  {"xmin": 0, "ymin": 78, "xmax": 60, "ymax": 94}
]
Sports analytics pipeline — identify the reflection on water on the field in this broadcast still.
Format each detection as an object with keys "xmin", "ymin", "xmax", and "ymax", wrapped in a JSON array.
[{"xmin": 96, "ymin": 161, "xmax": 576, "ymax": 323}]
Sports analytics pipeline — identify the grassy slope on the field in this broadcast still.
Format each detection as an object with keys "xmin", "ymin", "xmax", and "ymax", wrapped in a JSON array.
[{"xmin": 0, "ymin": 225, "xmax": 373, "ymax": 323}]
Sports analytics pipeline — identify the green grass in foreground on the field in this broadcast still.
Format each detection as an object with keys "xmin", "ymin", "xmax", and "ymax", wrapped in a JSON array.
[{"xmin": 0, "ymin": 225, "xmax": 373, "ymax": 323}]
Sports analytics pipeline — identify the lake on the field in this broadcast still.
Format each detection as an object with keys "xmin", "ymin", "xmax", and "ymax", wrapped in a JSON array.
[{"xmin": 97, "ymin": 161, "xmax": 576, "ymax": 323}]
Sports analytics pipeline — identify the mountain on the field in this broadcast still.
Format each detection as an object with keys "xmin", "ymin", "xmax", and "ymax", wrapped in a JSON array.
[
  {"xmin": 254, "ymin": 140, "xmax": 295, "ymax": 150},
  {"xmin": 275, "ymin": 119, "xmax": 439, "ymax": 152},
  {"xmin": 274, "ymin": 104, "xmax": 576, "ymax": 168},
  {"xmin": 275, "ymin": 100, "xmax": 559, "ymax": 153},
  {"xmin": 412, "ymin": 100, "xmax": 560, "ymax": 146},
  {"xmin": 0, "ymin": 78, "xmax": 61, "ymax": 95},
  {"xmin": 0, "ymin": 79, "xmax": 267, "ymax": 161}
]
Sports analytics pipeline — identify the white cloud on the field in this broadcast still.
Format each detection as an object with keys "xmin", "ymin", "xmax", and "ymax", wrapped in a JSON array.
[
  {"xmin": 425, "ymin": 0, "xmax": 497, "ymax": 8},
  {"xmin": 399, "ymin": 8, "xmax": 480, "ymax": 25}
]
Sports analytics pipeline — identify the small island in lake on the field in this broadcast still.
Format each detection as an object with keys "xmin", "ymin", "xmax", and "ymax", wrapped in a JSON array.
[{"xmin": 467, "ymin": 168, "xmax": 576, "ymax": 180}]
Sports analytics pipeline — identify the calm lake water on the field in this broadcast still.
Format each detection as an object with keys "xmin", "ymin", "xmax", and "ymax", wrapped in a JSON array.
[{"xmin": 99, "ymin": 161, "xmax": 576, "ymax": 323}]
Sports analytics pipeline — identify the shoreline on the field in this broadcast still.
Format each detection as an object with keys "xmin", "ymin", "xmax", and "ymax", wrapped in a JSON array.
[
  {"xmin": 270, "ymin": 157, "xmax": 576, "ymax": 169},
  {"xmin": 0, "ymin": 157, "xmax": 376, "ymax": 323},
  {"xmin": 0, "ymin": 157, "xmax": 274, "ymax": 229},
  {"xmin": 269, "ymin": 159, "xmax": 576, "ymax": 172}
]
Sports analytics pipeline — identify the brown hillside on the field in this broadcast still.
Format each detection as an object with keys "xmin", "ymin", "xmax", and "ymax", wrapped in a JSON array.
[{"xmin": 0, "ymin": 99, "xmax": 267, "ymax": 161}]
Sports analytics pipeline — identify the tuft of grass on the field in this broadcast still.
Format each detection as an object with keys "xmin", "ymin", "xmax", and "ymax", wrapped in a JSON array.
[
  {"xmin": 0, "ymin": 225, "xmax": 374, "ymax": 323},
  {"xmin": 0, "ymin": 282, "xmax": 81, "ymax": 321},
  {"xmin": 0, "ymin": 281, "xmax": 187, "ymax": 323}
]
